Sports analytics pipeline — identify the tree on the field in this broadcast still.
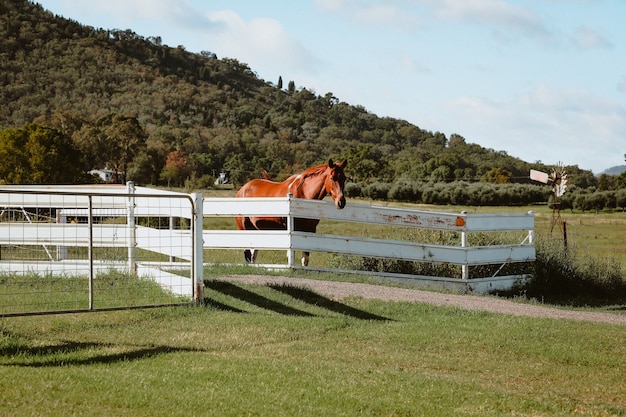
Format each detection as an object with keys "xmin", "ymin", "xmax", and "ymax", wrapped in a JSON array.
[
  {"xmin": 277, "ymin": 76, "xmax": 283, "ymax": 89},
  {"xmin": 73, "ymin": 114, "xmax": 147, "ymax": 183},
  {"xmin": 597, "ymin": 173, "xmax": 614, "ymax": 191},
  {"xmin": 0, "ymin": 124, "xmax": 87, "ymax": 184},
  {"xmin": 481, "ymin": 167, "xmax": 512, "ymax": 184},
  {"xmin": 159, "ymin": 150, "xmax": 192, "ymax": 187}
]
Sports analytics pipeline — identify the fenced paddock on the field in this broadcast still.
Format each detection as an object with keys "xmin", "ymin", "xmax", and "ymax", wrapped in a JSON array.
[
  {"xmin": 0, "ymin": 184, "xmax": 203, "ymax": 317},
  {"xmin": 1, "ymin": 185, "xmax": 535, "ymax": 316},
  {"xmin": 202, "ymin": 196, "xmax": 535, "ymax": 293}
]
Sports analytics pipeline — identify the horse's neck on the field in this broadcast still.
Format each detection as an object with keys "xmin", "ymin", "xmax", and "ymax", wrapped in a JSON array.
[{"xmin": 289, "ymin": 172, "xmax": 326, "ymax": 200}]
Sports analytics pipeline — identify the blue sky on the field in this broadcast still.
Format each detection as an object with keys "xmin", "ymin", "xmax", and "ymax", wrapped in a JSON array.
[{"xmin": 37, "ymin": 0, "xmax": 626, "ymax": 173}]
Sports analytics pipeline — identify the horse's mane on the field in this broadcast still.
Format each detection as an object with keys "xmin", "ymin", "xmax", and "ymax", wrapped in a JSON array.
[{"xmin": 292, "ymin": 164, "xmax": 328, "ymax": 191}]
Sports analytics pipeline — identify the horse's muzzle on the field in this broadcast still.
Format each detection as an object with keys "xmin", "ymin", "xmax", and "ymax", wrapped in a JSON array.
[{"xmin": 336, "ymin": 197, "xmax": 346, "ymax": 209}]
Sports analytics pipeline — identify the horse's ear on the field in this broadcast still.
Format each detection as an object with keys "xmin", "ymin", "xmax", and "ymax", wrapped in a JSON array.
[
  {"xmin": 328, "ymin": 158, "xmax": 334, "ymax": 168},
  {"xmin": 338, "ymin": 159, "xmax": 347, "ymax": 168}
]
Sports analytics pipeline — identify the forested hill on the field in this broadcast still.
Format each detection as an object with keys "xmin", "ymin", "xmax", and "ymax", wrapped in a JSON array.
[{"xmin": 1, "ymin": 0, "xmax": 598, "ymax": 200}]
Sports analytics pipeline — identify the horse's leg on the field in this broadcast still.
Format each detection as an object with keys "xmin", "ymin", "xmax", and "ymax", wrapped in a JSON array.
[
  {"xmin": 240, "ymin": 217, "xmax": 259, "ymax": 263},
  {"xmin": 243, "ymin": 249, "xmax": 259, "ymax": 263},
  {"xmin": 294, "ymin": 218, "xmax": 318, "ymax": 267}
]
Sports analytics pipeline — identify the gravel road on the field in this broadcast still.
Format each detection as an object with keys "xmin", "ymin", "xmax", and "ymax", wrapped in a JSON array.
[{"xmin": 219, "ymin": 275, "xmax": 626, "ymax": 325}]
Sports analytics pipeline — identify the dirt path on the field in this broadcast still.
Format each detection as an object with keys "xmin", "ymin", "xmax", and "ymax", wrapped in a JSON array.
[{"xmin": 220, "ymin": 275, "xmax": 626, "ymax": 325}]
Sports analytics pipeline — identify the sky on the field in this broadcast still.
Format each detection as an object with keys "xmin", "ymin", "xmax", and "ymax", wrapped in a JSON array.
[{"xmin": 36, "ymin": 0, "xmax": 626, "ymax": 174}]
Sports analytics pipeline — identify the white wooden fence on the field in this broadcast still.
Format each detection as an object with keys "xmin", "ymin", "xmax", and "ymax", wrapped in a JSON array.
[
  {"xmin": 202, "ymin": 196, "xmax": 535, "ymax": 293},
  {"xmin": 1, "ymin": 185, "xmax": 535, "ymax": 315}
]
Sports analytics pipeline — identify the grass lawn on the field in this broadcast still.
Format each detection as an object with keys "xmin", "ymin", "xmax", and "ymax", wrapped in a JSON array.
[
  {"xmin": 1, "ymin": 279, "xmax": 625, "ymax": 417},
  {"xmin": 2, "ymin": 194, "xmax": 625, "ymax": 415}
]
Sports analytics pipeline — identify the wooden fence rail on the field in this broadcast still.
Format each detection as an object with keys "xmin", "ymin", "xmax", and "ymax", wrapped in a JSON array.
[
  {"xmin": 1, "ymin": 186, "xmax": 535, "ymax": 312},
  {"xmin": 202, "ymin": 196, "xmax": 535, "ymax": 292}
]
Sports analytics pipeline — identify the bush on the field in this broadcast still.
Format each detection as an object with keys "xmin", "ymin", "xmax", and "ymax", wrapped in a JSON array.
[
  {"xmin": 344, "ymin": 182, "xmax": 362, "ymax": 198},
  {"xmin": 525, "ymin": 235, "xmax": 626, "ymax": 305},
  {"xmin": 362, "ymin": 182, "xmax": 391, "ymax": 200},
  {"xmin": 330, "ymin": 228, "xmax": 626, "ymax": 305},
  {"xmin": 388, "ymin": 180, "xmax": 421, "ymax": 202}
]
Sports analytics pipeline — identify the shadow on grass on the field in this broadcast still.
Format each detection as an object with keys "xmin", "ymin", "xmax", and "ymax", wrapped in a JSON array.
[
  {"xmin": 1, "ymin": 339, "xmax": 201, "ymax": 367},
  {"xmin": 205, "ymin": 280, "xmax": 390, "ymax": 321},
  {"xmin": 205, "ymin": 280, "xmax": 314, "ymax": 317},
  {"xmin": 269, "ymin": 284, "xmax": 391, "ymax": 321},
  {"xmin": 203, "ymin": 298, "xmax": 247, "ymax": 313}
]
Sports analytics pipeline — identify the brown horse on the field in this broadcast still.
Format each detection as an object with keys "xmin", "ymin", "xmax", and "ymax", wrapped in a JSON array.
[{"xmin": 235, "ymin": 159, "xmax": 347, "ymax": 266}]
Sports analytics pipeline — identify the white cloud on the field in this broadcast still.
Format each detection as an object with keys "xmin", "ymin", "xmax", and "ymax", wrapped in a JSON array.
[
  {"xmin": 315, "ymin": 0, "xmax": 549, "ymax": 42},
  {"xmin": 59, "ymin": 0, "xmax": 319, "ymax": 78},
  {"xmin": 570, "ymin": 26, "xmax": 611, "ymax": 49},
  {"xmin": 426, "ymin": 0, "xmax": 547, "ymax": 34},
  {"xmin": 444, "ymin": 85, "xmax": 626, "ymax": 171},
  {"xmin": 204, "ymin": 11, "xmax": 319, "ymax": 77},
  {"xmin": 313, "ymin": 0, "xmax": 421, "ymax": 31},
  {"xmin": 58, "ymin": 0, "xmax": 216, "ymax": 30}
]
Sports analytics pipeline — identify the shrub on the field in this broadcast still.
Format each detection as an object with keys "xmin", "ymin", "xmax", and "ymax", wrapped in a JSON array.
[
  {"xmin": 362, "ymin": 182, "xmax": 391, "ymax": 200},
  {"xmin": 525, "ymin": 235, "xmax": 626, "ymax": 305},
  {"xmin": 344, "ymin": 182, "xmax": 362, "ymax": 198},
  {"xmin": 388, "ymin": 180, "xmax": 421, "ymax": 202}
]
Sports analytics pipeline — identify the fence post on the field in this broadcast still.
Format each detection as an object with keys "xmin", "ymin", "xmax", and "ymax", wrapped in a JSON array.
[
  {"xmin": 527, "ymin": 211, "xmax": 535, "ymax": 244},
  {"xmin": 192, "ymin": 193, "xmax": 204, "ymax": 303},
  {"xmin": 126, "ymin": 181, "xmax": 137, "ymax": 275},
  {"xmin": 88, "ymin": 195, "xmax": 94, "ymax": 309},
  {"xmin": 286, "ymin": 193, "xmax": 295, "ymax": 267},
  {"xmin": 461, "ymin": 211, "xmax": 469, "ymax": 280}
]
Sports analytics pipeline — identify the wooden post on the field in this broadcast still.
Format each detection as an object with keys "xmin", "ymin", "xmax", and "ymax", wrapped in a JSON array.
[
  {"xmin": 563, "ymin": 220, "xmax": 568, "ymax": 252},
  {"xmin": 461, "ymin": 211, "xmax": 469, "ymax": 280},
  {"xmin": 192, "ymin": 193, "xmax": 204, "ymax": 304},
  {"xmin": 286, "ymin": 193, "xmax": 295, "ymax": 267},
  {"xmin": 126, "ymin": 181, "xmax": 137, "ymax": 275},
  {"xmin": 527, "ymin": 211, "xmax": 535, "ymax": 244},
  {"xmin": 88, "ymin": 195, "xmax": 94, "ymax": 310}
]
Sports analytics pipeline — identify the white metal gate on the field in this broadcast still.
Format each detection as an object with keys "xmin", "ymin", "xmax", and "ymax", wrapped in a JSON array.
[{"xmin": 0, "ymin": 183, "xmax": 203, "ymax": 317}]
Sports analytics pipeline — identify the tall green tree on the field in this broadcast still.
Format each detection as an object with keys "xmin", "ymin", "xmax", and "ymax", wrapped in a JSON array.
[
  {"xmin": 0, "ymin": 124, "xmax": 87, "ymax": 184},
  {"xmin": 73, "ymin": 114, "xmax": 147, "ymax": 183}
]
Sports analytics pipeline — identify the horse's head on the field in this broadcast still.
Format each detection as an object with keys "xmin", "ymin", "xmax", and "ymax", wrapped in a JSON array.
[{"xmin": 325, "ymin": 158, "xmax": 347, "ymax": 209}]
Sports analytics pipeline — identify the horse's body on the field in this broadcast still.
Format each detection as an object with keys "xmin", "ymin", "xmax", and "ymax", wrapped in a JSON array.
[{"xmin": 235, "ymin": 159, "xmax": 347, "ymax": 265}]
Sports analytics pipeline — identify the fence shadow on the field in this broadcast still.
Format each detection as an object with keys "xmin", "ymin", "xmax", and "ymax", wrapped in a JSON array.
[
  {"xmin": 2, "ymin": 340, "xmax": 201, "ymax": 367},
  {"xmin": 203, "ymin": 297, "xmax": 247, "ymax": 313},
  {"xmin": 268, "ymin": 283, "xmax": 391, "ymax": 321},
  {"xmin": 205, "ymin": 280, "xmax": 315, "ymax": 317}
]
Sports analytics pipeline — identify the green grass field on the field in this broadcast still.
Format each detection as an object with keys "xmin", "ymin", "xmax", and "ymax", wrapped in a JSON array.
[
  {"xmin": 0, "ymin": 271, "xmax": 186, "ymax": 315},
  {"xmin": 1, "ymin": 281, "xmax": 625, "ymax": 417},
  {"xmin": 1, "ymin": 196, "xmax": 625, "ymax": 416}
]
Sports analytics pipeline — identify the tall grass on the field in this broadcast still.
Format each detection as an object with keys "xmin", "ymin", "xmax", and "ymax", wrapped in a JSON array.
[
  {"xmin": 328, "ymin": 228, "xmax": 531, "ymax": 279},
  {"xmin": 527, "ymin": 235, "xmax": 626, "ymax": 305}
]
